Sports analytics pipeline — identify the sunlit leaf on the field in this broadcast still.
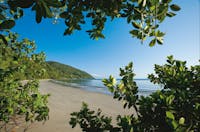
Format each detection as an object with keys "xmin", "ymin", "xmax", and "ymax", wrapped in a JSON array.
[{"xmin": 166, "ymin": 111, "xmax": 174, "ymax": 120}]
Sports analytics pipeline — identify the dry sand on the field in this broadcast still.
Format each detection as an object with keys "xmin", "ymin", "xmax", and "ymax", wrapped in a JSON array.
[{"xmin": 16, "ymin": 80, "xmax": 132, "ymax": 132}]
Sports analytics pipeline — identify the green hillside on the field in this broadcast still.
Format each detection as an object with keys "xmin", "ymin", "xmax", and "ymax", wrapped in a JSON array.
[{"xmin": 44, "ymin": 61, "xmax": 94, "ymax": 79}]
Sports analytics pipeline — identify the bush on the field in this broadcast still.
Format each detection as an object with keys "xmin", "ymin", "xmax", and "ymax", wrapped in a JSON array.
[
  {"xmin": 0, "ymin": 32, "xmax": 49, "ymax": 131},
  {"xmin": 70, "ymin": 56, "xmax": 200, "ymax": 132}
]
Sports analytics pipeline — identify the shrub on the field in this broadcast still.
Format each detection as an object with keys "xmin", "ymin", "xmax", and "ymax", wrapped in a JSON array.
[
  {"xmin": 0, "ymin": 32, "xmax": 49, "ymax": 131},
  {"xmin": 70, "ymin": 56, "xmax": 200, "ymax": 131}
]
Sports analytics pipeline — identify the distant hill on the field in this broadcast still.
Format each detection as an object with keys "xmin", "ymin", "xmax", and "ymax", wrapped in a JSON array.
[{"xmin": 45, "ymin": 61, "xmax": 94, "ymax": 79}]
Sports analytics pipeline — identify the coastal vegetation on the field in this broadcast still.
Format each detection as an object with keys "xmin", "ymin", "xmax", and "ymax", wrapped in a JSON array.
[
  {"xmin": 44, "ymin": 61, "xmax": 93, "ymax": 79},
  {"xmin": 0, "ymin": 32, "xmax": 49, "ymax": 131},
  {"xmin": 70, "ymin": 56, "xmax": 200, "ymax": 131},
  {"xmin": 10, "ymin": 60, "xmax": 94, "ymax": 80},
  {"xmin": 1, "ymin": 0, "xmax": 199, "ymax": 132}
]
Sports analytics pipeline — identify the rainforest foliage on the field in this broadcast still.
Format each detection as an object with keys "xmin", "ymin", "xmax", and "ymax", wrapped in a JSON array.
[
  {"xmin": 44, "ymin": 61, "xmax": 94, "ymax": 79},
  {"xmin": 70, "ymin": 56, "xmax": 200, "ymax": 131},
  {"xmin": 4, "ymin": 60, "xmax": 94, "ymax": 80}
]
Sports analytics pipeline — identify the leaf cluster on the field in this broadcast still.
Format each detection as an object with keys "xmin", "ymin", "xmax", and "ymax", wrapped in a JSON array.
[
  {"xmin": 70, "ymin": 102, "xmax": 120, "ymax": 131},
  {"xmin": 0, "ymin": 32, "xmax": 49, "ymax": 131},
  {"xmin": 70, "ymin": 56, "xmax": 200, "ymax": 131},
  {"xmin": 1, "ymin": 0, "xmax": 180, "ymax": 46}
]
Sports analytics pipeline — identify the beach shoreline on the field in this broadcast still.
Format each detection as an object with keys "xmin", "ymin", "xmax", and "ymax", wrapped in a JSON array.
[{"xmin": 16, "ymin": 80, "xmax": 132, "ymax": 132}]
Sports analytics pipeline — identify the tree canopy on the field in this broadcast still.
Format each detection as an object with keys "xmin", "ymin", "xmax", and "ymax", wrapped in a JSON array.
[
  {"xmin": 1, "ymin": 0, "xmax": 180, "ymax": 46},
  {"xmin": 70, "ymin": 56, "xmax": 200, "ymax": 131}
]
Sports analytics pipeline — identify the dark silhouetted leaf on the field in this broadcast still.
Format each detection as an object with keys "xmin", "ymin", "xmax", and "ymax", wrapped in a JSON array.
[
  {"xmin": 132, "ymin": 22, "xmax": 141, "ymax": 29},
  {"xmin": 149, "ymin": 39, "xmax": 156, "ymax": 47},
  {"xmin": 60, "ymin": 11, "xmax": 68, "ymax": 18},
  {"xmin": 0, "ymin": 20, "xmax": 15, "ymax": 29},
  {"xmin": 167, "ymin": 12, "xmax": 176, "ymax": 17},
  {"xmin": 35, "ymin": 4, "xmax": 42, "ymax": 23},
  {"xmin": 170, "ymin": 4, "xmax": 181, "ymax": 11},
  {"xmin": 0, "ymin": 14, "xmax": 6, "ymax": 20}
]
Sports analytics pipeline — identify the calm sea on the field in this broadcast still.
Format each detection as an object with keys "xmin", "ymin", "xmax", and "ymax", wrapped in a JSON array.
[{"xmin": 52, "ymin": 79, "xmax": 162, "ymax": 96}]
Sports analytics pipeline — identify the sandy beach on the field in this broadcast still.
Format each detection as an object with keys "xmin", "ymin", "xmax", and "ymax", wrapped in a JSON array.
[{"xmin": 16, "ymin": 80, "xmax": 132, "ymax": 132}]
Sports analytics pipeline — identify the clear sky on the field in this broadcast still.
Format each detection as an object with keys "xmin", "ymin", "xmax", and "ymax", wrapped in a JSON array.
[{"xmin": 13, "ymin": 0, "xmax": 200, "ymax": 78}]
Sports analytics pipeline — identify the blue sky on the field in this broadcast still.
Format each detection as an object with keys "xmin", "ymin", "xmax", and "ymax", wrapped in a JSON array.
[{"xmin": 13, "ymin": 0, "xmax": 199, "ymax": 78}]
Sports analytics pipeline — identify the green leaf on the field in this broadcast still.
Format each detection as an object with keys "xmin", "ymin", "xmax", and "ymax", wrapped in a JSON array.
[
  {"xmin": 0, "ymin": 14, "xmax": 6, "ymax": 20},
  {"xmin": 167, "ymin": 12, "xmax": 176, "ymax": 17},
  {"xmin": 170, "ymin": 4, "xmax": 181, "ymax": 11},
  {"xmin": 195, "ymin": 103, "xmax": 200, "ymax": 110},
  {"xmin": 132, "ymin": 22, "xmax": 141, "ymax": 29},
  {"xmin": 156, "ymin": 37, "xmax": 163, "ymax": 44},
  {"xmin": 138, "ymin": 0, "xmax": 143, "ymax": 5},
  {"xmin": 166, "ymin": 95, "xmax": 175, "ymax": 105},
  {"xmin": 127, "ymin": 15, "xmax": 133, "ymax": 23},
  {"xmin": 149, "ymin": 39, "xmax": 156, "ymax": 47},
  {"xmin": 172, "ymin": 120, "xmax": 178, "ymax": 129},
  {"xmin": 0, "ymin": 34, "xmax": 8, "ymax": 45},
  {"xmin": 128, "ymin": 62, "xmax": 133, "ymax": 68},
  {"xmin": 19, "ymin": 9, "xmax": 24, "ymax": 17},
  {"xmin": 35, "ymin": 4, "xmax": 42, "ymax": 23},
  {"xmin": 0, "ymin": 20, "xmax": 15, "ymax": 29},
  {"xmin": 150, "ymin": 5, "xmax": 155, "ymax": 11},
  {"xmin": 179, "ymin": 117, "xmax": 185, "ymax": 125},
  {"xmin": 130, "ymin": 30, "xmax": 139, "ymax": 37},
  {"xmin": 156, "ymin": 31, "xmax": 165, "ymax": 37},
  {"xmin": 108, "ymin": 86, "xmax": 114, "ymax": 93},
  {"xmin": 166, "ymin": 111, "xmax": 174, "ymax": 120},
  {"xmin": 41, "ymin": 1, "xmax": 53, "ymax": 18},
  {"xmin": 110, "ymin": 75, "xmax": 116, "ymax": 85}
]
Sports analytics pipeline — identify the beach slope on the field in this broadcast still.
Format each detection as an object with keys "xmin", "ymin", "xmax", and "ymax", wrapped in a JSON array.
[{"xmin": 18, "ymin": 80, "xmax": 131, "ymax": 132}]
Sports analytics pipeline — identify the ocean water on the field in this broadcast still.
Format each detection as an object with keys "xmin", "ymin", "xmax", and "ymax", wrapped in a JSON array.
[{"xmin": 52, "ymin": 79, "xmax": 162, "ymax": 96}]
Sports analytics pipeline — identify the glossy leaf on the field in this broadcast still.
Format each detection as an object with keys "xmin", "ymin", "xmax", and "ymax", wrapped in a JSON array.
[
  {"xmin": 179, "ymin": 117, "xmax": 185, "ymax": 125},
  {"xmin": 166, "ymin": 111, "xmax": 175, "ymax": 120}
]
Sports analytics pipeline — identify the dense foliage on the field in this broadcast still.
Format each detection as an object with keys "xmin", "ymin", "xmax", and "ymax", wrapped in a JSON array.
[
  {"xmin": 2, "ymin": 0, "xmax": 193, "ymax": 132},
  {"xmin": 0, "ymin": 0, "xmax": 180, "ymax": 46},
  {"xmin": 70, "ymin": 56, "xmax": 200, "ymax": 131},
  {"xmin": 0, "ymin": 32, "xmax": 49, "ymax": 131},
  {"xmin": 44, "ymin": 61, "xmax": 94, "ymax": 79},
  {"xmin": 10, "ymin": 60, "xmax": 94, "ymax": 80}
]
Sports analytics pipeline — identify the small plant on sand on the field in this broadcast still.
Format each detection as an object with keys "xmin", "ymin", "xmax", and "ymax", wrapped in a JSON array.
[{"xmin": 70, "ymin": 56, "xmax": 200, "ymax": 131}]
